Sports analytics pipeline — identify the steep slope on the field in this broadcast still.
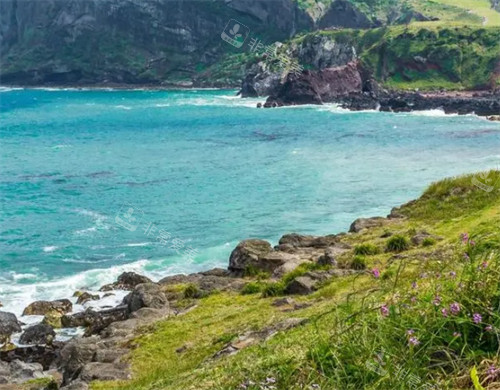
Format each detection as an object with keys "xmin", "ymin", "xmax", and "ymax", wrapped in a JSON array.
[{"xmin": 0, "ymin": 0, "xmax": 313, "ymax": 86}]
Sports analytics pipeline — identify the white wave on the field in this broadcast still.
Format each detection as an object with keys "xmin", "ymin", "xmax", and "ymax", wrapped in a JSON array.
[
  {"xmin": 11, "ymin": 273, "xmax": 38, "ymax": 282},
  {"xmin": 73, "ymin": 208, "xmax": 107, "ymax": 220},
  {"xmin": 51, "ymin": 144, "xmax": 72, "ymax": 149},
  {"xmin": 154, "ymin": 103, "xmax": 170, "ymax": 108},
  {"xmin": 0, "ymin": 259, "xmax": 151, "ymax": 318},
  {"xmin": 0, "ymin": 86, "xmax": 23, "ymax": 92},
  {"xmin": 43, "ymin": 245, "xmax": 58, "ymax": 253},
  {"xmin": 406, "ymin": 109, "xmax": 458, "ymax": 117},
  {"xmin": 74, "ymin": 226, "xmax": 97, "ymax": 235},
  {"xmin": 123, "ymin": 242, "xmax": 151, "ymax": 247},
  {"xmin": 114, "ymin": 105, "xmax": 132, "ymax": 110}
]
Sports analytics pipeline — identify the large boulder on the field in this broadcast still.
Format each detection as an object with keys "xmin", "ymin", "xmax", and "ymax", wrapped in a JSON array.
[
  {"xmin": 3, "ymin": 359, "xmax": 46, "ymax": 384},
  {"xmin": 123, "ymin": 283, "xmax": 168, "ymax": 314},
  {"xmin": 58, "ymin": 337, "xmax": 99, "ymax": 381},
  {"xmin": 61, "ymin": 306, "xmax": 128, "ymax": 334},
  {"xmin": 0, "ymin": 311, "xmax": 21, "ymax": 342},
  {"xmin": 0, "ymin": 344, "xmax": 61, "ymax": 370},
  {"xmin": 19, "ymin": 324, "xmax": 56, "ymax": 346},
  {"xmin": 22, "ymin": 299, "xmax": 72, "ymax": 316},
  {"xmin": 99, "ymin": 272, "xmax": 152, "ymax": 292},
  {"xmin": 228, "ymin": 239, "xmax": 273, "ymax": 274},
  {"xmin": 349, "ymin": 217, "xmax": 386, "ymax": 233}
]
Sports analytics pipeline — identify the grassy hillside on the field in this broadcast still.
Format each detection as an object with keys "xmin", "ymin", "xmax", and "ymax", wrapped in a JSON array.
[
  {"xmin": 295, "ymin": 0, "xmax": 500, "ymax": 26},
  {"xmin": 290, "ymin": 25, "xmax": 500, "ymax": 90},
  {"xmin": 91, "ymin": 171, "xmax": 500, "ymax": 390}
]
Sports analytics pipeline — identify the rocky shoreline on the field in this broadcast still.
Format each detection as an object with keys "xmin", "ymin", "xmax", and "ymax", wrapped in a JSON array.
[
  {"xmin": 255, "ymin": 62, "xmax": 500, "ymax": 119},
  {"xmin": 0, "ymin": 208, "xmax": 407, "ymax": 389}
]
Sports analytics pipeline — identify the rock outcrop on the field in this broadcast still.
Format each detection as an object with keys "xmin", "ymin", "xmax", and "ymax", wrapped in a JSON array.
[
  {"xmin": 22, "ymin": 299, "xmax": 72, "ymax": 316},
  {"xmin": 0, "ymin": 311, "xmax": 21, "ymax": 343},
  {"xmin": 19, "ymin": 324, "xmax": 56, "ymax": 346},
  {"xmin": 264, "ymin": 61, "xmax": 364, "ymax": 106},
  {"xmin": 99, "ymin": 272, "xmax": 152, "ymax": 291},
  {"xmin": 123, "ymin": 283, "xmax": 168, "ymax": 313}
]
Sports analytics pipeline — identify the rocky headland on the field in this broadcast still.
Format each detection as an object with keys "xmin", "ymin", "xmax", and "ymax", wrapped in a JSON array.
[{"xmin": 0, "ymin": 200, "xmax": 416, "ymax": 389}]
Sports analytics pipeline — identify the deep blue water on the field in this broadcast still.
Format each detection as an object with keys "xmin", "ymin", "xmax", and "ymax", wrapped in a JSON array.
[{"xmin": 1, "ymin": 87, "xmax": 499, "ymax": 315}]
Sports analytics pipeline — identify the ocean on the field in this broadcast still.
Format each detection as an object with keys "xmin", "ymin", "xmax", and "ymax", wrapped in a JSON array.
[{"xmin": 1, "ymin": 87, "xmax": 499, "ymax": 319}]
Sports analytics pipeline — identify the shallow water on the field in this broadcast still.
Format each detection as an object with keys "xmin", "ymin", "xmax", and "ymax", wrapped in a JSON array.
[{"xmin": 1, "ymin": 87, "xmax": 499, "ymax": 316}]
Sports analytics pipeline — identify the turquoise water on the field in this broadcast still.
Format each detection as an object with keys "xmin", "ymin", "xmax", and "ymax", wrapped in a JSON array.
[{"xmin": 1, "ymin": 88, "xmax": 499, "ymax": 315}]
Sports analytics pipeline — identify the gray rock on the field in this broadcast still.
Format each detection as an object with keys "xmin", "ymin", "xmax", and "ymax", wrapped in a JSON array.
[
  {"xmin": 285, "ymin": 276, "xmax": 318, "ymax": 295},
  {"xmin": 100, "ymin": 272, "xmax": 153, "ymax": 292},
  {"xmin": 411, "ymin": 231, "xmax": 441, "ymax": 246},
  {"xmin": 94, "ymin": 348, "xmax": 128, "ymax": 363},
  {"xmin": 228, "ymin": 239, "xmax": 273, "ymax": 273},
  {"xmin": 76, "ymin": 292, "xmax": 100, "ymax": 305},
  {"xmin": 61, "ymin": 306, "xmax": 128, "ymax": 332},
  {"xmin": 0, "ymin": 311, "xmax": 21, "ymax": 341},
  {"xmin": 123, "ymin": 283, "xmax": 168, "ymax": 313},
  {"xmin": 78, "ymin": 362, "xmax": 130, "ymax": 382},
  {"xmin": 349, "ymin": 217, "xmax": 386, "ymax": 233},
  {"xmin": 58, "ymin": 337, "xmax": 99, "ymax": 381},
  {"xmin": 19, "ymin": 324, "xmax": 56, "ymax": 345},
  {"xmin": 60, "ymin": 380, "xmax": 89, "ymax": 390},
  {"xmin": 22, "ymin": 299, "xmax": 73, "ymax": 316},
  {"xmin": 278, "ymin": 233, "xmax": 343, "ymax": 248},
  {"xmin": 8, "ymin": 359, "xmax": 46, "ymax": 383},
  {"xmin": 317, "ymin": 246, "xmax": 348, "ymax": 266}
]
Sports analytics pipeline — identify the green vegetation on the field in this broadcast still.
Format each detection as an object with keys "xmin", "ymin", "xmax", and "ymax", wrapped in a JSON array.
[
  {"xmin": 91, "ymin": 171, "xmax": 500, "ymax": 390},
  {"xmin": 296, "ymin": 25, "xmax": 500, "ymax": 90},
  {"xmin": 350, "ymin": 255, "xmax": 368, "ymax": 270},
  {"xmin": 386, "ymin": 234, "xmax": 411, "ymax": 252},
  {"xmin": 354, "ymin": 243, "xmax": 381, "ymax": 255}
]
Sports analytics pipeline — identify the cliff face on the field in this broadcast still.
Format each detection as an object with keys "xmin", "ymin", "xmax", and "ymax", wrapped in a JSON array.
[{"xmin": 0, "ymin": 0, "xmax": 313, "ymax": 86}]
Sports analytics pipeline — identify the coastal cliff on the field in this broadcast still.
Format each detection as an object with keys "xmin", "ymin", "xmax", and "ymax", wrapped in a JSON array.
[{"xmin": 2, "ymin": 171, "xmax": 500, "ymax": 389}]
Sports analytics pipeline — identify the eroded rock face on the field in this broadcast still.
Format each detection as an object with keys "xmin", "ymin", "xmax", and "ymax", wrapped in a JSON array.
[
  {"xmin": 0, "ymin": 311, "xmax": 21, "ymax": 341},
  {"xmin": 265, "ymin": 62, "xmax": 364, "ymax": 107},
  {"xmin": 22, "ymin": 299, "xmax": 72, "ymax": 316},
  {"xmin": 240, "ymin": 62, "xmax": 283, "ymax": 97},
  {"xmin": 19, "ymin": 324, "xmax": 56, "ymax": 346},
  {"xmin": 228, "ymin": 239, "xmax": 273, "ymax": 274},
  {"xmin": 123, "ymin": 283, "xmax": 168, "ymax": 313}
]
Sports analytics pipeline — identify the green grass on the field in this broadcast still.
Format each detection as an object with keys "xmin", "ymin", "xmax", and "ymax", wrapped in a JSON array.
[
  {"xmin": 431, "ymin": 0, "xmax": 500, "ymax": 26},
  {"xmin": 354, "ymin": 243, "xmax": 381, "ymax": 256},
  {"xmin": 386, "ymin": 235, "xmax": 411, "ymax": 252},
  {"xmin": 91, "ymin": 171, "xmax": 500, "ymax": 390}
]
